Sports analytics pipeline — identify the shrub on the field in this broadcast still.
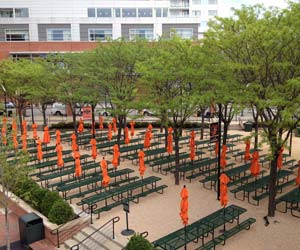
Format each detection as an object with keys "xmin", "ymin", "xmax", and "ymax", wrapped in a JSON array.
[
  {"xmin": 13, "ymin": 177, "xmax": 38, "ymax": 200},
  {"xmin": 40, "ymin": 191, "xmax": 61, "ymax": 217},
  {"xmin": 126, "ymin": 234, "xmax": 154, "ymax": 250},
  {"xmin": 48, "ymin": 200, "xmax": 74, "ymax": 225},
  {"xmin": 30, "ymin": 187, "xmax": 48, "ymax": 211}
]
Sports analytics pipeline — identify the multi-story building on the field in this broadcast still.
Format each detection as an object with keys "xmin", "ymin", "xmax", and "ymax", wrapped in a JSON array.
[{"xmin": 0, "ymin": 0, "xmax": 236, "ymax": 59}]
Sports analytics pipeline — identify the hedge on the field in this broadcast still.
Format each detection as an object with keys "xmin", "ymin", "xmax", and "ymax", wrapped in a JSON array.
[{"xmin": 125, "ymin": 234, "xmax": 154, "ymax": 250}]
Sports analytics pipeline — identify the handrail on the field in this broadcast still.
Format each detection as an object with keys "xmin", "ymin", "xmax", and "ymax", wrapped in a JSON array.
[
  {"xmin": 51, "ymin": 207, "xmax": 90, "ymax": 248},
  {"xmin": 70, "ymin": 216, "xmax": 120, "ymax": 250},
  {"xmin": 140, "ymin": 231, "xmax": 149, "ymax": 238}
]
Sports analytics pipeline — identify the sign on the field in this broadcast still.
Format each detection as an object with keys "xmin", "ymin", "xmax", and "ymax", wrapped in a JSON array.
[
  {"xmin": 82, "ymin": 106, "xmax": 92, "ymax": 120},
  {"xmin": 123, "ymin": 202, "xmax": 129, "ymax": 213},
  {"xmin": 210, "ymin": 122, "xmax": 219, "ymax": 142}
]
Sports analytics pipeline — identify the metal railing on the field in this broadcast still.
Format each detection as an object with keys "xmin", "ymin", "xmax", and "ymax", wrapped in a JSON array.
[
  {"xmin": 51, "ymin": 207, "xmax": 90, "ymax": 248},
  {"xmin": 70, "ymin": 216, "xmax": 120, "ymax": 250}
]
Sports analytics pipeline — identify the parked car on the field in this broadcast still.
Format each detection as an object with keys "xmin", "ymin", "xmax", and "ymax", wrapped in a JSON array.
[
  {"xmin": 142, "ymin": 109, "xmax": 155, "ymax": 116},
  {"xmin": 5, "ymin": 102, "xmax": 15, "ymax": 109},
  {"xmin": 50, "ymin": 102, "xmax": 81, "ymax": 116}
]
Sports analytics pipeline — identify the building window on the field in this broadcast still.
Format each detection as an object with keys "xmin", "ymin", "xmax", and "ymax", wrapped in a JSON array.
[
  {"xmin": 208, "ymin": 10, "xmax": 218, "ymax": 16},
  {"xmin": 88, "ymin": 29, "xmax": 112, "ymax": 41},
  {"xmin": 192, "ymin": 0, "xmax": 201, "ymax": 4},
  {"xmin": 114, "ymin": 8, "xmax": 121, "ymax": 17},
  {"xmin": 171, "ymin": 28, "xmax": 193, "ymax": 39},
  {"xmin": 208, "ymin": 0, "xmax": 218, "ymax": 4},
  {"xmin": 87, "ymin": 8, "xmax": 96, "ymax": 17},
  {"xmin": 15, "ymin": 8, "xmax": 29, "ymax": 17},
  {"xmin": 122, "ymin": 8, "xmax": 136, "ymax": 17},
  {"xmin": 5, "ymin": 29, "xmax": 29, "ymax": 41},
  {"xmin": 138, "ymin": 8, "xmax": 152, "ymax": 17},
  {"xmin": 46, "ymin": 29, "xmax": 71, "ymax": 41},
  {"xmin": 192, "ymin": 11, "xmax": 201, "ymax": 17},
  {"xmin": 163, "ymin": 8, "xmax": 168, "ymax": 17},
  {"xmin": 129, "ymin": 29, "xmax": 153, "ymax": 41},
  {"xmin": 156, "ymin": 8, "xmax": 162, "ymax": 17},
  {"xmin": 97, "ymin": 8, "xmax": 112, "ymax": 17},
  {"xmin": 0, "ymin": 8, "xmax": 14, "ymax": 18}
]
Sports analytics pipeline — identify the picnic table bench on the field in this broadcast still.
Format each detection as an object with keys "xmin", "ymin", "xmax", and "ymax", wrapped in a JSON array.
[{"xmin": 276, "ymin": 187, "xmax": 300, "ymax": 217}]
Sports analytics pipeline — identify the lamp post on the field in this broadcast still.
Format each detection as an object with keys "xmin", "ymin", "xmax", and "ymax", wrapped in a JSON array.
[{"xmin": 1, "ymin": 84, "xmax": 7, "ymax": 116}]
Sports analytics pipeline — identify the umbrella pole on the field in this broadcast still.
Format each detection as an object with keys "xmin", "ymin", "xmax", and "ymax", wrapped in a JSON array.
[
  {"xmin": 141, "ymin": 176, "xmax": 144, "ymax": 194},
  {"xmin": 223, "ymin": 207, "xmax": 226, "ymax": 232},
  {"xmin": 184, "ymin": 224, "xmax": 187, "ymax": 250}
]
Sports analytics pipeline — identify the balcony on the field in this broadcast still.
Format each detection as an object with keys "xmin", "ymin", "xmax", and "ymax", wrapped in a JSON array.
[{"xmin": 170, "ymin": 1, "xmax": 190, "ymax": 8}]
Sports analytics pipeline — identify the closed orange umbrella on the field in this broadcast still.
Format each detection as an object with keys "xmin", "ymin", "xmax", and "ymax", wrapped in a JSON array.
[
  {"xmin": 22, "ymin": 120, "xmax": 27, "ymax": 135},
  {"xmin": 215, "ymin": 141, "xmax": 219, "ymax": 157},
  {"xmin": 167, "ymin": 127, "xmax": 173, "ymax": 154},
  {"xmin": 90, "ymin": 138, "xmax": 97, "ymax": 160},
  {"xmin": 78, "ymin": 118, "xmax": 84, "ymax": 133},
  {"xmin": 43, "ymin": 126, "xmax": 50, "ymax": 144},
  {"xmin": 144, "ymin": 129, "xmax": 151, "ymax": 149},
  {"xmin": 56, "ymin": 143, "xmax": 64, "ymax": 168},
  {"xmin": 179, "ymin": 185, "xmax": 189, "ymax": 225},
  {"xmin": 12, "ymin": 119, "xmax": 17, "ymax": 133},
  {"xmin": 22, "ymin": 133, "xmax": 27, "ymax": 151},
  {"xmin": 220, "ymin": 173, "xmax": 230, "ymax": 207},
  {"xmin": 220, "ymin": 145, "xmax": 227, "ymax": 169},
  {"xmin": 13, "ymin": 133, "xmax": 18, "ymax": 149},
  {"xmin": 244, "ymin": 140, "xmax": 251, "ymax": 162},
  {"xmin": 148, "ymin": 123, "xmax": 153, "ymax": 132},
  {"xmin": 100, "ymin": 157, "xmax": 110, "ymax": 187},
  {"xmin": 130, "ymin": 120, "xmax": 135, "ymax": 137},
  {"xmin": 138, "ymin": 150, "xmax": 146, "ymax": 176},
  {"xmin": 2, "ymin": 123, "xmax": 6, "ymax": 146},
  {"xmin": 37, "ymin": 138, "xmax": 43, "ymax": 161},
  {"xmin": 112, "ymin": 144, "xmax": 120, "ymax": 169},
  {"xmin": 73, "ymin": 150, "xmax": 80, "ymax": 160},
  {"xmin": 75, "ymin": 157, "xmax": 82, "ymax": 178},
  {"xmin": 277, "ymin": 147, "xmax": 284, "ymax": 170},
  {"xmin": 32, "ymin": 123, "xmax": 38, "ymax": 140},
  {"xmin": 250, "ymin": 151, "xmax": 260, "ymax": 177},
  {"xmin": 71, "ymin": 132, "xmax": 78, "ymax": 152},
  {"xmin": 124, "ymin": 127, "xmax": 130, "ymax": 144},
  {"xmin": 99, "ymin": 115, "xmax": 104, "ymax": 130},
  {"xmin": 55, "ymin": 129, "xmax": 61, "ymax": 145},
  {"xmin": 108, "ymin": 123, "xmax": 113, "ymax": 141},
  {"xmin": 296, "ymin": 160, "xmax": 300, "ymax": 186},
  {"xmin": 2, "ymin": 117, "xmax": 7, "ymax": 126},
  {"xmin": 189, "ymin": 130, "xmax": 195, "ymax": 161},
  {"xmin": 112, "ymin": 117, "xmax": 117, "ymax": 134}
]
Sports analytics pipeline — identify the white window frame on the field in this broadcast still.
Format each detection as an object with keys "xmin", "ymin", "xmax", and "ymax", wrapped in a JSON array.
[
  {"xmin": 0, "ymin": 8, "xmax": 14, "ymax": 18},
  {"xmin": 88, "ymin": 28, "xmax": 112, "ymax": 42},
  {"xmin": 171, "ymin": 28, "xmax": 193, "ymax": 39},
  {"xmin": 5, "ymin": 29, "xmax": 29, "ymax": 41},
  {"xmin": 46, "ymin": 28, "xmax": 71, "ymax": 41},
  {"xmin": 208, "ymin": 10, "xmax": 218, "ymax": 16},
  {"xmin": 129, "ymin": 28, "xmax": 153, "ymax": 41}
]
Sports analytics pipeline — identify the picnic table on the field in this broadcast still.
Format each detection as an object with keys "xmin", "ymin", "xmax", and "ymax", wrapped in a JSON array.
[{"xmin": 276, "ymin": 187, "xmax": 300, "ymax": 218}]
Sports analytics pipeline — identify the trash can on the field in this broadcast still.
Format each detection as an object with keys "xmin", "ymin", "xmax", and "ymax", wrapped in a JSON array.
[
  {"xmin": 244, "ymin": 121, "xmax": 253, "ymax": 132},
  {"xmin": 19, "ymin": 213, "xmax": 45, "ymax": 245}
]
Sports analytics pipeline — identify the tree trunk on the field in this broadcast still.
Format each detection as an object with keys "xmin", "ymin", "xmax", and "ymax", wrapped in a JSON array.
[
  {"xmin": 18, "ymin": 107, "xmax": 23, "ymax": 134},
  {"xmin": 117, "ymin": 116, "xmax": 122, "ymax": 146},
  {"xmin": 254, "ymin": 118, "xmax": 259, "ymax": 150},
  {"xmin": 200, "ymin": 108, "xmax": 205, "ymax": 140},
  {"xmin": 174, "ymin": 127, "xmax": 180, "ymax": 185},
  {"xmin": 164, "ymin": 126, "xmax": 168, "ymax": 148},
  {"xmin": 222, "ymin": 122, "xmax": 228, "ymax": 145},
  {"xmin": 268, "ymin": 154, "xmax": 279, "ymax": 217},
  {"xmin": 72, "ymin": 107, "xmax": 77, "ymax": 137},
  {"xmin": 91, "ymin": 105, "xmax": 95, "ymax": 138},
  {"xmin": 4, "ymin": 194, "xmax": 11, "ymax": 250},
  {"xmin": 42, "ymin": 104, "xmax": 47, "ymax": 126}
]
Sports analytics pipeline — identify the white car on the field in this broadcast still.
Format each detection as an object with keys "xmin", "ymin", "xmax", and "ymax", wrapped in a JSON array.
[{"xmin": 51, "ymin": 102, "xmax": 81, "ymax": 116}]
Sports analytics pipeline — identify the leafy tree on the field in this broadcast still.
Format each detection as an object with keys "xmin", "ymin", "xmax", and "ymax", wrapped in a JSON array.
[
  {"xmin": 204, "ymin": 3, "xmax": 300, "ymax": 216},
  {"xmin": 137, "ymin": 38, "xmax": 201, "ymax": 185}
]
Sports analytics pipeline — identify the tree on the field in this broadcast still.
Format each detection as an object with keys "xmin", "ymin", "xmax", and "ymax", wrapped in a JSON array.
[
  {"xmin": 204, "ymin": 3, "xmax": 300, "ymax": 216},
  {"xmin": 137, "ymin": 37, "xmax": 202, "ymax": 185}
]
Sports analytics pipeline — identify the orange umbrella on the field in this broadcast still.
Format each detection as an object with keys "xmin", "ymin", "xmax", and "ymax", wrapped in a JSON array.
[
  {"xmin": 22, "ymin": 120, "xmax": 27, "ymax": 135},
  {"xmin": 22, "ymin": 133, "xmax": 27, "ymax": 151},
  {"xmin": 296, "ymin": 160, "xmax": 300, "ymax": 186},
  {"xmin": 244, "ymin": 140, "xmax": 251, "ymax": 162},
  {"xmin": 55, "ymin": 129, "xmax": 61, "ymax": 145},
  {"xmin": 148, "ymin": 123, "xmax": 153, "ymax": 132},
  {"xmin": 108, "ymin": 123, "xmax": 113, "ymax": 141},
  {"xmin": 75, "ymin": 157, "xmax": 82, "ymax": 178},
  {"xmin": 220, "ymin": 145, "xmax": 227, "ymax": 169},
  {"xmin": 277, "ymin": 147, "xmax": 284, "ymax": 170},
  {"xmin": 100, "ymin": 157, "xmax": 110, "ymax": 187},
  {"xmin": 32, "ymin": 123, "xmax": 38, "ymax": 140},
  {"xmin": 112, "ymin": 144, "xmax": 120, "ymax": 169},
  {"xmin": 215, "ymin": 141, "xmax": 219, "ymax": 157},
  {"xmin": 13, "ymin": 133, "xmax": 18, "ymax": 149},
  {"xmin": 112, "ymin": 117, "xmax": 117, "ymax": 134},
  {"xmin": 179, "ymin": 185, "xmax": 189, "ymax": 225},
  {"xmin": 2, "ymin": 117, "xmax": 7, "ymax": 126},
  {"xmin": 124, "ymin": 127, "xmax": 130, "ymax": 144},
  {"xmin": 12, "ymin": 119, "xmax": 17, "ymax": 133},
  {"xmin": 90, "ymin": 138, "xmax": 97, "ymax": 160},
  {"xmin": 43, "ymin": 126, "xmax": 50, "ymax": 144},
  {"xmin": 167, "ymin": 127, "xmax": 173, "ymax": 154},
  {"xmin": 138, "ymin": 150, "xmax": 146, "ymax": 176},
  {"xmin": 250, "ymin": 151, "xmax": 260, "ymax": 177},
  {"xmin": 1, "ymin": 123, "xmax": 6, "ymax": 146},
  {"xmin": 220, "ymin": 173, "xmax": 230, "ymax": 207},
  {"xmin": 144, "ymin": 129, "xmax": 151, "ymax": 149},
  {"xmin": 189, "ymin": 130, "xmax": 195, "ymax": 161},
  {"xmin": 71, "ymin": 133, "xmax": 78, "ymax": 152},
  {"xmin": 99, "ymin": 115, "xmax": 104, "ymax": 130},
  {"xmin": 73, "ymin": 150, "xmax": 80, "ymax": 160},
  {"xmin": 56, "ymin": 143, "xmax": 64, "ymax": 168},
  {"xmin": 130, "ymin": 120, "xmax": 135, "ymax": 137},
  {"xmin": 37, "ymin": 138, "xmax": 43, "ymax": 161},
  {"xmin": 78, "ymin": 118, "xmax": 84, "ymax": 133}
]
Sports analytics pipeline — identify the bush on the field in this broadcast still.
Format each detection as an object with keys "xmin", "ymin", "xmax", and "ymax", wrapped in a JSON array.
[
  {"xmin": 48, "ymin": 200, "xmax": 74, "ymax": 225},
  {"xmin": 30, "ymin": 187, "xmax": 48, "ymax": 211},
  {"xmin": 13, "ymin": 178, "xmax": 39, "ymax": 200},
  {"xmin": 126, "ymin": 234, "xmax": 154, "ymax": 250},
  {"xmin": 40, "ymin": 191, "xmax": 61, "ymax": 217}
]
